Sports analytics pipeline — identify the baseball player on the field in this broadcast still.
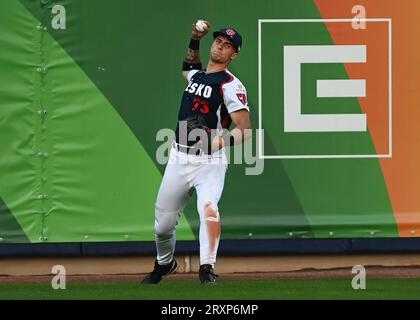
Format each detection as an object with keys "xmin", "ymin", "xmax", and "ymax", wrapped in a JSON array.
[{"xmin": 142, "ymin": 20, "xmax": 251, "ymax": 285}]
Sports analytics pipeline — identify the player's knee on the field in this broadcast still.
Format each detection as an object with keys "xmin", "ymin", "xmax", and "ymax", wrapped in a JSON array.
[
  {"xmin": 201, "ymin": 201, "xmax": 220, "ymax": 223},
  {"xmin": 154, "ymin": 222, "xmax": 175, "ymax": 238},
  {"xmin": 154, "ymin": 206, "xmax": 178, "ymax": 237}
]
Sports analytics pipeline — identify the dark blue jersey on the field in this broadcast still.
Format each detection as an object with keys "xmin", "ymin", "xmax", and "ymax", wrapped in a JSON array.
[{"xmin": 175, "ymin": 69, "xmax": 249, "ymax": 145}]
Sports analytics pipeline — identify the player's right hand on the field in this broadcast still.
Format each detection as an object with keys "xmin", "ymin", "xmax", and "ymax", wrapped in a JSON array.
[{"xmin": 191, "ymin": 20, "xmax": 211, "ymax": 40}]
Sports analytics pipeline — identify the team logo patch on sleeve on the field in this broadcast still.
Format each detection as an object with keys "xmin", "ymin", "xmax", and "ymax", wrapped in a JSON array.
[{"xmin": 236, "ymin": 93, "xmax": 247, "ymax": 105}]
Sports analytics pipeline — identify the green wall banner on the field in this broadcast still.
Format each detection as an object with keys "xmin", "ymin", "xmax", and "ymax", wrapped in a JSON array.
[{"xmin": 1, "ymin": 0, "xmax": 419, "ymax": 243}]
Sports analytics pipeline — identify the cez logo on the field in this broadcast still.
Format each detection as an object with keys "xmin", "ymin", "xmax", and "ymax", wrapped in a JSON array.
[
  {"xmin": 258, "ymin": 14, "xmax": 392, "ymax": 159},
  {"xmin": 284, "ymin": 45, "xmax": 366, "ymax": 132}
]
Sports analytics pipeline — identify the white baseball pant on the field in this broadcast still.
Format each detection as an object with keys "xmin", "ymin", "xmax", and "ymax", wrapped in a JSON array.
[{"xmin": 154, "ymin": 143, "xmax": 228, "ymax": 267}]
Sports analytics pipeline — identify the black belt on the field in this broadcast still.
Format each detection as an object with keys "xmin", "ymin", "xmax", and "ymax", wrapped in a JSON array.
[{"xmin": 174, "ymin": 142, "xmax": 204, "ymax": 156}]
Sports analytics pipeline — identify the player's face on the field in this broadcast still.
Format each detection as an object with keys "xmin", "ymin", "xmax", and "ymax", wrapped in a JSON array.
[{"xmin": 210, "ymin": 36, "xmax": 238, "ymax": 64}]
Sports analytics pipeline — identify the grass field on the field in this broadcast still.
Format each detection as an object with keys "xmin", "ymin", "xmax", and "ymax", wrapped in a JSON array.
[{"xmin": 1, "ymin": 278, "xmax": 420, "ymax": 300}]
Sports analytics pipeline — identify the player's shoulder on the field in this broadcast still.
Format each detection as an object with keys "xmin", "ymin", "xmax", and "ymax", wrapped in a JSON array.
[
  {"xmin": 222, "ymin": 70, "xmax": 247, "ymax": 91},
  {"xmin": 187, "ymin": 69, "xmax": 205, "ymax": 81}
]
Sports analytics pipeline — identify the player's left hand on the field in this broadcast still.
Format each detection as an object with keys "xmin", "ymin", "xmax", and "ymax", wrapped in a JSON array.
[{"xmin": 211, "ymin": 136, "xmax": 224, "ymax": 153}]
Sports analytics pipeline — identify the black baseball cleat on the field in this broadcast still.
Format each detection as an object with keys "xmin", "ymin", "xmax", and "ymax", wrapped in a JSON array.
[
  {"xmin": 199, "ymin": 264, "xmax": 219, "ymax": 285},
  {"xmin": 141, "ymin": 259, "xmax": 178, "ymax": 284}
]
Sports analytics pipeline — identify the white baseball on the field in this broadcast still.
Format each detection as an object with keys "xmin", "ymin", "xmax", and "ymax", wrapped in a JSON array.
[{"xmin": 195, "ymin": 20, "xmax": 207, "ymax": 32}]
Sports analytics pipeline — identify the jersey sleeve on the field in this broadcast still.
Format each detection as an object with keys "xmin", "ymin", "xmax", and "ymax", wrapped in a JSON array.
[
  {"xmin": 222, "ymin": 78, "xmax": 250, "ymax": 113},
  {"xmin": 187, "ymin": 69, "xmax": 200, "ymax": 81}
]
